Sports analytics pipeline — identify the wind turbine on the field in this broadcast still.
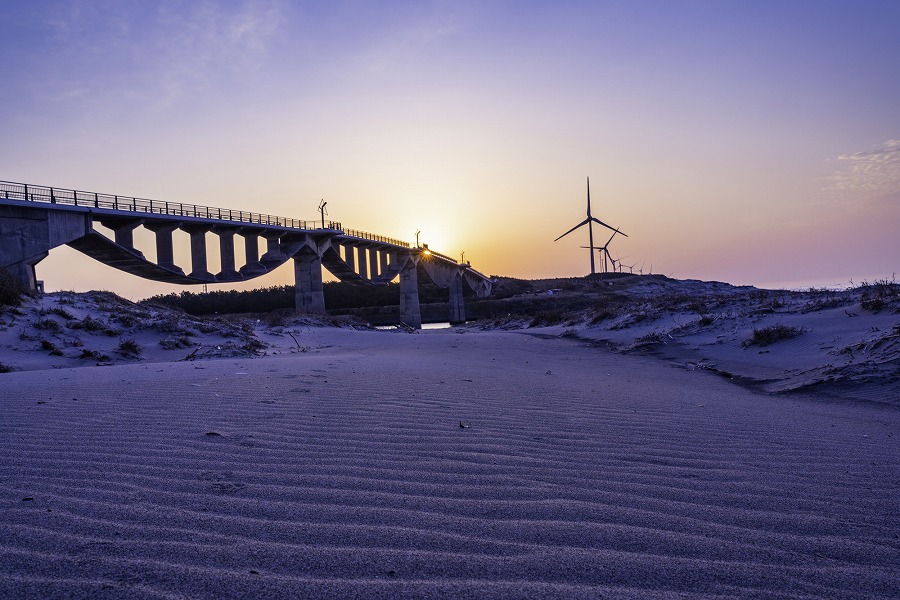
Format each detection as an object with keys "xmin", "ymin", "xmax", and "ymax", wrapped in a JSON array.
[
  {"xmin": 555, "ymin": 177, "xmax": 627, "ymax": 275},
  {"xmin": 580, "ymin": 231, "xmax": 621, "ymax": 274}
]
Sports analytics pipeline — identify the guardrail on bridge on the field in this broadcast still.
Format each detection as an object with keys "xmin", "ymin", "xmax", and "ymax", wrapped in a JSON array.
[{"xmin": 0, "ymin": 180, "xmax": 410, "ymax": 249}]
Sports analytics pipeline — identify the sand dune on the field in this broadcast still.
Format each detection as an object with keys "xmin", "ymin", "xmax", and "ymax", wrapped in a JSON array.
[{"xmin": 2, "ymin": 329, "xmax": 898, "ymax": 598}]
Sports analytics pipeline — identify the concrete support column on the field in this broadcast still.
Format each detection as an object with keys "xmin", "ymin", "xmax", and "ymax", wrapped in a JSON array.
[
  {"xmin": 181, "ymin": 225, "xmax": 214, "ymax": 281},
  {"xmin": 399, "ymin": 257, "xmax": 422, "ymax": 329},
  {"xmin": 294, "ymin": 250, "xmax": 326, "ymax": 314},
  {"xmin": 379, "ymin": 251, "xmax": 388, "ymax": 276},
  {"xmin": 100, "ymin": 218, "xmax": 144, "ymax": 256},
  {"xmin": 145, "ymin": 222, "xmax": 184, "ymax": 274},
  {"xmin": 261, "ymin": 232, "xmax": 287, "ymax": 263},
  {"xmin": 215, "ymin": 227, "xmax": 242, "ymax": 280},
  {"xmin": 369, "ymin": 247, "xmax": 379, "ymax": 278},
  {"xmin": 344, "ymin": 244, "xmax": 355, "ymax": 272},
  {"xmin": 240, "ymin": 231, "xmax": 266, "ymax": 276},
  {"xmin": 449, "ymin": 271, "xmax": 466, "ymax": 324},
  {"xmin": 356, "ymin": 246, "xmax": 368, "ymax": 279}
]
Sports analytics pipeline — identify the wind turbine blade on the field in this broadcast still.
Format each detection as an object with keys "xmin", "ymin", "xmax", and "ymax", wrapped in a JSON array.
[
  {"xmin": 590, "ymin": 217, "xmax": 628, "ymax": 237},
  {"xmin": 586, "ymin": 177, "xmax": 592, "ymax": 218},
  {"xmin": 554, "ymin": 217, "xmax": 591, "ymax": 242},
  {"xmin": 605, "ymin": 231, "xmax": 617, "ymax": 245}
]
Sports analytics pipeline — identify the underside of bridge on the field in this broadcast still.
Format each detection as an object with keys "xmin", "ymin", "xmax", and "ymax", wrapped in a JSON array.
[{"xmin": 0, "ymin": 200, "xmax": 492, "ymax": 329}]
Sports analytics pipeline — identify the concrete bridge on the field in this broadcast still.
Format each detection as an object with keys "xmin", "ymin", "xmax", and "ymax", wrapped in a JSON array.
[{"xmin": 0, "ymin": 180, "xmax": 492, "ymax": 328}]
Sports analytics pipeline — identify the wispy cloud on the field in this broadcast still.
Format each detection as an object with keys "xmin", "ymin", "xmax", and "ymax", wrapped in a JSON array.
[
  {"xmin": 34, "ymin": 0, "xmax": 287, "ymax": 110},
  {"xmin": 829, "ymin": 139, "xmax": 900, "ymax": 206}
]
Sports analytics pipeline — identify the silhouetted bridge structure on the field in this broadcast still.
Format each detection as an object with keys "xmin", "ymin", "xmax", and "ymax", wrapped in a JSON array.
[{"xmin": 0, "ymin": 180, "xmax": 492, "ymax": 328}]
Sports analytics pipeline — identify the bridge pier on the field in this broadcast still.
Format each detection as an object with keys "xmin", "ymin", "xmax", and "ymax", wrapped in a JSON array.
[
  {"xmin": 181, "ymin": 225, "xmax": 215, "ymax": 281},
  {"xmin": 368, "ymin": 246, "xmax": 379, "ymax": 279},
  {"xmin": 99, "ymin": 217, "xmax": 144, "ymax": 257},
  {"xmin": 294, "ymin": 249, "xmax": 326, "ymax": 314},
  {"xmin": 145, "ymin": 222, "xmax": 185, "ymax": 274},
  {"xmin": 214, "ymin": 227, "xmax": 242, "ymax": 281},
  {"xmin": 0, "ymin": 204, "xmax": 92, "ymax": 290},
  {"xmin": 399, "ymin": 256, "xmax": 422, "ymax": 329},
  {"xmin": 379, "ymin": 250, "xmax": 388, "ymax": 277},
  {"xmin": 356, "ymin": 246, "xmax": 368, "ymax": 279},
  {"xmin": 343, "ymin": 243, "xmax": 356, "ymax": 272},
  {"xmin": 239, "ymin": 231, "xmax": 266, "ymax": 276},
  {"xmin": 449, "ymin": 271, "xmax": 466, "ymax": 324},
  {"xmin": 261, "ymin": 231, "xmax": 287, "ymax": 265}
]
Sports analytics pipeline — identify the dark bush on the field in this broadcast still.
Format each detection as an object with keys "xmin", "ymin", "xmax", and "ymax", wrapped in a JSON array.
[
  {"xmin": 34, "ymin": 318, "xmax": 61, "ymax": 332},
  {"xmin": 47, "ymin": 306, "xmax": 75, "ymax": 320},
  {"xmin": 0, "ymin": 268, "xmax": 27, "ymax": 308},
  {"xmin": 79, "ymin": 349, "xmax": 109, "ymax": 361},
  {"xmin": 70, "ymin": 315, "xmax": 106, "ymax": 332},
  {"xmin": 116, "ymin": 338, "xmax": 142, "ymax": 358},
  {"xmin": 40, "ymin": 339, "xmax": 63, "ymax": 355},
  {"xmin": 743, "ymin": 324, "xmax": 803, "ymax": 347}
]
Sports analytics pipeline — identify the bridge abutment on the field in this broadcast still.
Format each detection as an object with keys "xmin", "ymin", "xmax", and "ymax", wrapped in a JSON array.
[{"xmin": 0, "ymin": 205, "xmax": 92, "ymax": 290}]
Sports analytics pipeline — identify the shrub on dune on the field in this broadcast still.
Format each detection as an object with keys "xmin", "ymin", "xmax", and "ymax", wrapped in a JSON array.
[{"xmin": 743, "ymin": 324, "xmax": 804, "ymax": 347}]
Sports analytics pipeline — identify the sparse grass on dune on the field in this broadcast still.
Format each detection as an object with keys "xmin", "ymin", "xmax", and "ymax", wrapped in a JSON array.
[
  {"xmin": 857, "ymin": 277, "xmax": 900, "ymax": 313},
  {"xmin": 743, "ymin": 324, "xmax": 804, "ymax": 347}
]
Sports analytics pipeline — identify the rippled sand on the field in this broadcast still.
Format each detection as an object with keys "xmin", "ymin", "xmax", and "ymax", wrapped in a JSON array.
[{"xmin": 1, "ymin": 329, "xmax": 898, "ymax": 598}]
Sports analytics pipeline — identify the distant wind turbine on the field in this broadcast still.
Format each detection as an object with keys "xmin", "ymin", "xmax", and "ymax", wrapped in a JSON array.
[
  {"xmin": 555, "ymin": 177, "xmax": 627, "ymax": 275},
  {"xmin": 580, "ymin": 231, "xmax": 621, "ymax": 274}
]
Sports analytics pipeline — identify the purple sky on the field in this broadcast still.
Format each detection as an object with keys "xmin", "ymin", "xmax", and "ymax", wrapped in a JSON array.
[{"xmin": 2, "ymin": 1, "xmax": 898, "ymax": 297}]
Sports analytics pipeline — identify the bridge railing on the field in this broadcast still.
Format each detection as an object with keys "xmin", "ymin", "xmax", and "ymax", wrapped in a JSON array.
[
  {"xmin": 342, "ymin": 228, "xmax": 409, "ymax": 248},
  {"xmin": 0, "ymin": 180, "xmax": 409, "ymax": 247},
  {"xmin": 422, "ymin": 247, "xmax": 461, "ymax": 264}
]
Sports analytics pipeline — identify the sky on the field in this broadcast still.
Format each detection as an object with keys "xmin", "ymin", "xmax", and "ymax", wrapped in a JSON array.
[{"xmin": 2, "ymin": 0, "xmax": 899, "ymax": 298}]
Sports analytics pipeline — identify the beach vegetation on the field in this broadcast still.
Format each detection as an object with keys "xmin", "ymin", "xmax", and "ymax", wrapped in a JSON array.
[
  {"xmin": 636, "ymin": 331, "xmax": 665, "ymax": 345},
  {"xmin": 40, "ymin": 339, "xmax": 63, "ymax": 356},
  {"xmin": 46, "ymin": 306, "xmax": 75, "ymax": 320},
  {"xmin": 116, "ymin": 338, "xmax": 142, "ymax": 358},
  {"xmin": 698, "ymin": 313, "xmax": 718, "ymax": 327},
  {"xmin": 241, "ymin": 337, "xmax": 267, "ymax": 354},
  {"xmin": 79, "ymin": 348, "xmax": 109, "ymax": 361},
  {"xmin": 0, "ymin": 268, "xmax": 28, "ymax": 308},
  {"xmin": 261, "ymin": 308, "xmax": 295, "ymax": 327},
  {"xmin": 743, "ymin": 324, "xmax": 804, "ymax": 347},
  {"xmin": 857, "ymin": 277, "xmax": 899, "ymax": 313},
  {"xmin": 160, "ymin": 336, "xmax": 193, "ymax": 350},
  {"xmin": 115, "ymin": 314, "xmax": 137, "ymax": 328},
  {"xmin": 0, "ymin": 362, "xmax": 13, "ymax": 373},
  {"xmin": 33, "ymin": 317, "xmax": 61, "ymax": 332},
  {"xmin": 801, "ymin": 294, "xmax": 845, "ymax": 313},
  {"xmin": 70, "ymin": 315, "xmax": 106, "ymax": 332},
  {"xmin": 529, "ymin": 309, "xmax": 566, "ymax": 327}
]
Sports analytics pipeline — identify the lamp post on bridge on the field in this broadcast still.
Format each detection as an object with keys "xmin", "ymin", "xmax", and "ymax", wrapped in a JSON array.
[{"xmin": 318, "ymin": 199, "xmax": 327, "ymax": 229}]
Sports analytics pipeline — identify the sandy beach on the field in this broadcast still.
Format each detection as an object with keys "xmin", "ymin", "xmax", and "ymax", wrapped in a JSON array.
[{"xmin": 1, "ymin": 323, "xmax": 898, "ymax": 598}]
